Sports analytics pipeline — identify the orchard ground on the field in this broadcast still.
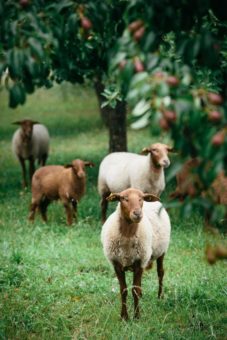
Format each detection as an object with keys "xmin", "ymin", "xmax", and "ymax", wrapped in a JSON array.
[{"xmin": 0, "ymin": 84, "xmax": 226, "ymax": 339}]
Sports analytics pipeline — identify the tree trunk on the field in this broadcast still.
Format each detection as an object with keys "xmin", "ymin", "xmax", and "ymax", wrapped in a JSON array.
[
  {"xmin": 94, "ymin": 79, "xmax": 127, "ymax": 153},
  {"xmin": 94, "ymin": 79, "xmax": 111, "ymax": 128},
  {"xmin": 108, "ymin": 100, "xmax": 127, "ymax": 153}
]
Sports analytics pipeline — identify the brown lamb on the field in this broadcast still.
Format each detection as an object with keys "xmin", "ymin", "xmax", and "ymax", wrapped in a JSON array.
[{"xmin": 28, "ymin": 159, "xmax": 95, "ymax": 225}]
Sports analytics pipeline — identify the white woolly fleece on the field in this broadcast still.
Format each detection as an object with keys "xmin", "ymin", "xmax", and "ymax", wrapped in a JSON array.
[
  {"xmin": 101, "ymin": 201, "xmax": 171, "ymax": 269},
  {"xmin": 98, "ymin": 152, "xmax": 165, "ymax": 197},
  {"xmin": 12, "ymin": 124, "xmax": 49, "ymax": 161}
]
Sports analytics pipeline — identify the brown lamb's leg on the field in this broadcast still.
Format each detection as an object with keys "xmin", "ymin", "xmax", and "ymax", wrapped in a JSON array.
[
  {"xmin": 113, "ymin": 261, "xmax": 128, "ymax": 321},
  {"xmin": 28, "ymin": 155, "xmax": 35, "ymax": 184},
  {"xmin": 101, "ymin": 191, "xmax": 110, "ymax": 223},
  {"xmin": 157, "ymin": 253, "xmax": 165, "ymax": 299},
  {"xmin": 29, "ymin": 201, "xmax": 38, "ymax": 222},
  {"xmin": 132, "ymin": 260, "xmax": 143, "ymax": 319},
  {"xmin": 63, "ymin": 200, "xmax": 73, "ymax": 226},
  {"xmin": 19, "ymin": 156, "xmax": 27, "ymax": 188},
  {"xmin": 71, "ymin": 198, "xmax": 78, "ymax": 222},
  {"xmin": 39, "ymin": 198, "xmax": 50, "ymax": 222}
]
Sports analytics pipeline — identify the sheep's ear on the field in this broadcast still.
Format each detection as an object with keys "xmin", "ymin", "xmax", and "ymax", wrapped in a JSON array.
[
  {"xmin": 143, "ymin": 193, "xmax": 160, "ymax": 202},
  {"xmin": 166, "ymin": 146, "xmax": 175, "ymax": 152},
  {"xmin": 84, "ymin": 161, "xmax": 95, "ymax": 168},
  {"xmin": 106, "ymin": 193, "xmax": 121, "ymax": 202},
  {"xmin": 31, "ymin": 120, "xmax": 40, "ymax": 125},
  {"xmin": 141, "ymin": 147, "xmax": 150, "ymax": 155},
  {"xmin": 64, "ymin": 164, "xmax": 73, "ymax": 168},
  {"xmin": 12, "ymin": 119, "xmax": 39, "ymax": 125},
  {"xmin": 12, "ymin": 121, "xmax": 23, "ymax": 125}
]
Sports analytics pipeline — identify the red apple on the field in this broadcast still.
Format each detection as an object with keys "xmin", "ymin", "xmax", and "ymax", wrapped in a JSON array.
[
  {"xmin": 207, "ymin": 92, "xmax": 223, "ymax": 105},
  {"xmin": 208, "ymin": 111, "xmax": 222, "ymax": 122},
  {"xmin": 154, "ymin": 71, "xmax": 164, "ymax": 79},
  {"xmin": 128, "ymin": 20, "xmax": 144, "ymax": 32},
  {"xmin": 166, "ymin": 76, "xmax": 179, "ymax": 86},
  {"xmin": 20, "ymin": 0, "xmax": 29, "ymax": 7},
  {"xmin": 159, "ymin": 117, "xmax": 170, "ymax": 131},
  {"xmin": 81, "ymin": 17, "xmax": 92, "ymax": 30},
  {"xmin": 119, "ymin": 60, "xmax": 127, "ymax": 70},
  {"xmin": 212, "ymin": 131, "xmax": 225, "ymax": 146},
  {"xmin": 134, "ymin": 58, "xmax": 144, "ymax": 72},
  {"xmin": 163, "ymin": 110, "xmax": 177, "ymax": 122},
  {"xmin": 133, "ymin": 26, "xmax": 145, "ymax": 41}
]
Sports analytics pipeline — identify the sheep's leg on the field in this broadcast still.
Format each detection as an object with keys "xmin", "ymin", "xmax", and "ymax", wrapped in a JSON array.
[
  {"xmin": 40, "ymin": 153, "xmax": 48, "ymax": 166},
  {"xmin": 157, "ymin": 253, "xmax": 165, "ymax": 299},
  {"xmin": 132, "ymin": 260, "xmax": 143, "ymax": 319},
  {"xmin": 19, "ymin": 156, "xmax": 27, "ymax": 188},
  {"xmin": 71, "ymin": 198, "xmax": 78, "ymax": 222},
  {"xmin": 113, "ymin": 261, "xmax": 128, "ymax": 321},
  {"xmin": 63, "ymin": 200, "xmax": 73, "ymax": 226},
  {"xmin": 39, "ymin": 198, "xmax": 50, "ymax": 222},
  {"xmin": 101, "ymin": 191, "xmax": 110, "ymax": 223},
  {"xmin": 28, "ymin": 201, "xmax": 38, "ymax": 222},
  {"xmin": 28, "ymin": 156, "xmax": 35, "ymax": 184}
]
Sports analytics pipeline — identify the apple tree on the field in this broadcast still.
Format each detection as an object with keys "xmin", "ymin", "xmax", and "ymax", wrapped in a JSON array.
[
  {"xmin": 110, "ymin": 0, "xmax": 227, "ymax": 238},
  {"xmin": 0, "ymin": 0, "xmax": 128, "ymax": 152}
]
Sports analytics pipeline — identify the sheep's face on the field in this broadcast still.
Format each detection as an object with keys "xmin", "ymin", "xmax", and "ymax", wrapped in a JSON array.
[
  {"xmin": 107, "ymin": 188, "xmax": 160, "ymax": 223},
  {"xmin": 142, "ymin": 143, "xmax": 173, "ymax": 169},
  {"xmin": 22, "ymin": 121, "xmax": 33, "ymax": 141},
  {"xmin": 13, "ymin": 119, "xmax": 39, "ymax": 142},
  {"xmin": 67, "ymin": 159, "xmax": 95, "ymax": 178},
  {"xmin": 121, "ymin": 191, "xmax": 144, "ymax": 223}
]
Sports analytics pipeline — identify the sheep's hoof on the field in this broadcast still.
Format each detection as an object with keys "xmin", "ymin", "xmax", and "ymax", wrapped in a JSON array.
[
  {"xmin": 121, "ymin": 313, "xmax": 129, "ymax": 321},
  {"xmin": 28, "ymin": 214, "xmax": 34, "ymax": 222},
  {"xmin": 134, "ymin": 312, "xmax": 140, "ymax": 320}
]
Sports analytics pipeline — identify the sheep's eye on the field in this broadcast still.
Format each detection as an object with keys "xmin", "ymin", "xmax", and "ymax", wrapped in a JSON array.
[
  {"xmin": 151, "ymin": 148, "xmax": 157, "ymax": 153},
  {"xmin": 122, "ymin": 196, "xmax": 128, "ymax": 202}
]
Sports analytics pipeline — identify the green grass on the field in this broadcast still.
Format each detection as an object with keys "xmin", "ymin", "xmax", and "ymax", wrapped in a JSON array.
[{"xmin": 0, "ymin": 84, "xmax": 226, "ymax": 339}]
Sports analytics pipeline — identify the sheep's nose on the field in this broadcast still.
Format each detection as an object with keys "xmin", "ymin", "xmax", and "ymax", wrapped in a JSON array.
[
  {"xmin": 163, "ymin": 159, "xmax": 170, "ymax": 168},
  {"xmin": 133, "ymin": 210, "xmax": 142, "ymax": 219},
  {"xmin": 77, "ymin": 171, "xmax": 85, "ymax": 178}
]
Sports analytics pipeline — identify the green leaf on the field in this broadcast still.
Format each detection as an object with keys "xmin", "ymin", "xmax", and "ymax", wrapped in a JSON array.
[
  {"xmin": 132, "ymin": 99, "xmax": 150, "ymax": 117},
  {"xmin": 8, "ymin": 49, "xmax": 24, "ymax": 78},
  {"xmin": 166, "ymin": 161, "xmax": 184, "ymax": 183},
  {"xmin": 9, "ymin": 83, "xmax": 26, "ymax": 108},
  {"xmin": 130, "ymin": 72, "xmax": 149, "ymax": 87},
  {"xmin": 130, "ymin": 112, "xmax": 150, "ymax": 129},
  {"xmin": 28, "ymin": 38, "xmax": 44, "ymax": 59},
  {"xmin": 143, "ymin": 31, "xmax": 155, "ymax": 52},
  {"xmin": 67, "ymin": 13, "xmax": 79, "ymax": 33}
]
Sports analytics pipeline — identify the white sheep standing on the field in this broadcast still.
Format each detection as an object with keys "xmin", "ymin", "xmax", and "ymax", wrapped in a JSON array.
[
  {"xmin": 101, "ymin": 188, "xmax": 171, "ymax": 320},
  {"xmin": 98, "ymin": 143, "xmax": 173, "ymax": 222},
  {"xmin": 12, "ymin": 119, "xmax": 50, "ymax": 188}
]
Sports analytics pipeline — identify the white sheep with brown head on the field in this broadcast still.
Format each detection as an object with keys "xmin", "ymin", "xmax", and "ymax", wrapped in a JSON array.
[{"xmin": 101, "ymin": 188, "xmax": 171, "ymax": 320}]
